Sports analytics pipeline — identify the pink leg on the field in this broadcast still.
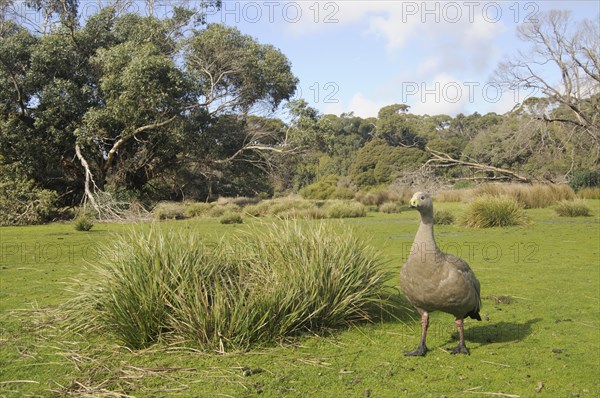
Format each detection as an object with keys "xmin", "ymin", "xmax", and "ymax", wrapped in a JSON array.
[
  {"xmin": 405, "ymin": 312, "xmax": 429, "ymax": 356},
  {"xmin": 449, "ymin": 318, "xmax": 470, "ymax": 355}
]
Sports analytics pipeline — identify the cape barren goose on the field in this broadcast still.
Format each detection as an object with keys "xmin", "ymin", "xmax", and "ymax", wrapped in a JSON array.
[{"xmin": 400, "ymin": 192, "xmax": 481, "ymax": 356}]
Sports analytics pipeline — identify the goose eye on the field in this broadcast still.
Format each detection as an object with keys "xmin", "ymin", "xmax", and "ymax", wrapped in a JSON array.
[{"xmin": 420, "ymin": 196, "xmax": 425, "ymax": 200}]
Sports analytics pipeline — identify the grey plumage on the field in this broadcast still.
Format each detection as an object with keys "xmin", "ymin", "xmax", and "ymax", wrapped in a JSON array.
[{"xmin": 400, "ymin": 192, "xmax": 481, "ymax": 356}]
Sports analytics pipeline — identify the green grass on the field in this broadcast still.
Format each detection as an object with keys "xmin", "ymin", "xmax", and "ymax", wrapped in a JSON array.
[{"xmin": 1, "ymin": 201, "xmax": 599, "ymax": 397}]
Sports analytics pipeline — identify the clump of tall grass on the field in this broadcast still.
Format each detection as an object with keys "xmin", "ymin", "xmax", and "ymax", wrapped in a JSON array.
[
  {"xmin": 433, "ymin": 209, "xmax": 455, "ymax": 225},
  {"xmin": 554, "ymin": 200, "xmax": 592, "ymax": 217},
  {"xmin": 66, "ymin": 223, "xmax": 397, "ymax": 351},
  {"xmin": 474, "ymin": 183, "xmax": 574, "ymax": 208},
  {"xmin": 73, "ymin": 210, "xmax": 95, "ymax": 231},
  {"xmin": 153, "ymin": 202, "xmax": 186, "ymax": 220},
  {"xmin": 577, "ymin": 187, "xmax": 600, "ymax": 199},
  {"xmin": 463, "ymin": 195, "xmax": 529, "ymax": 228},
  {"xmin": 379, "ymin": 202, "xmax": 403, "ymax": 214},
  {"xmin": 220, "ymin": 212, "xmax": 243, "ymax": 224},
  {"xmin": 183, "ymin": 202, "xmax": 214, "ymax": 218},
  {"xmin": 435, "ymin": 189, "xmax": 473, "ymax": 203},
  {"xmin": 355, "ymin": 189, "xmax": 400, "ymax": 206},
  {"xmin": 324, "ymin": 200, "xmax": 367, "ymax": 218},
  {"xmin": 208, "ymin": 204, "xmax": 241, "ymax": 218}
]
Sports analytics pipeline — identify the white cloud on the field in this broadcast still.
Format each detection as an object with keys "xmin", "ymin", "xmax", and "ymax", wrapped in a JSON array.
[{"xmin": 323, "ymin": 92, "xmax": 389, "ymax": 118}]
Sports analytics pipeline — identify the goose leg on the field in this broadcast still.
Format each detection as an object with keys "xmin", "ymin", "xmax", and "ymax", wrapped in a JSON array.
[
  {"xmin": 405, "ymin": 312, "xmax": 429, "ymax": 356},
  {"xmin": 449, "ymin": 318, "xmax": 470, "ymax": 355}
]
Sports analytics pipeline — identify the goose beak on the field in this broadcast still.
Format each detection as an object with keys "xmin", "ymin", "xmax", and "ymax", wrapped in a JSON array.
[{"xmin": 409, "ymin": 198, "xmax": 418, "ymax": 208}]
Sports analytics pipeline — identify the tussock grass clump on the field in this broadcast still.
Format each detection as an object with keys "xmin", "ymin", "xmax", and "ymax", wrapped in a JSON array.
[
  {"xmin": 474, "ymin": 183, "xmax": 574, "ymax": 208},
  {"xmin": 355, "ymin": 190, "xmax": 399, "ymax": 206},
  {"xmin": 73, "ymin": 211, "xmax": 95, "ymax": 231},
  {"xmin": 324, "ymin": 201, "xmax": 367, "ymax": 218},
  {"xmin": 183, "ymin": 202, "xmax": 214, "ymax": 218},
  {"xmin": 555, "ymin": 200, "xmax": 592, "ymax": 217},
  {"xmin": 220, "ymin": 212, "xmax": 243, "ymax": 224},
  {"xmin": 379, "ymin": 202, "xmax": 403, "ymax": 214},
  {"xmin": 436, "ymin": 189, "xmax": 473, "ymax": 203},
  {"xmin": 153, "ymin": 202, "xmax": 185, "ymax": 220},
  {"xmin": 208, "ymin": 204, "xmax": 241, "ymax": 218},
  {"xmin": 463, "ymin": 195, "xmax": 529, "ymax": 228},
  {"xmin": 577, "ymin": 187, "xmax": 600, "ymax": 199},
  {"xmin": 67, "ymin": 223, "xmax": 396, "ymax": 351},
  {"xmin": 433, "ymin": 209, "xmax": 455, "ymax": 225}
]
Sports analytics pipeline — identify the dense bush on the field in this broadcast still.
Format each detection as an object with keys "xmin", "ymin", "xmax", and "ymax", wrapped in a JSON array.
[
  {"xmin": 67, "ymin": 223, "xmax": 396, "ymax": 350},
  {"xmin": 0, "ymin": 164, "xmax": 58, "ymax": 225},
  {"xmin": 569, "ymin": 170, "xmax": 600, "ymax": 191},
  {"xmin": 463, "ymin": 195, "xmax": 529, "ymax": 228},
  {"xmin": 299, "ymin": 176, "xmax": 339, "ymax": 200},
  {"xmin": 554, "ymin": 200, "xmax": 592, "ymax": 217}
]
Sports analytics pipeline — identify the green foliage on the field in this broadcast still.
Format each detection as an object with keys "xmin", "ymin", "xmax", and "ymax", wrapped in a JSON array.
[
  {"xmin": 68, "ymin": 223, "xmax": 395, "ymax": 350},
  {"xmin": 0, "ymin": 162, "xmax": 58, "ymax": 225},
  {"xmin": 554, "ymin": 200, "xmax": 592, "ymax": 217},
  {"xmin": 73, "ymin": 210, "xmax": 95, "ymax": 231},
  {"xmin": 299, "ymin": 175, "xmax": 339, "ymax": 199},
  {"xmin": 569, "ymin": 170, "xmax": 600, "ymax": 191},
  {"xmin": 349, "ymin": 139, "xmax": 427, "ymax": 188},
  {"xmin": 433, "ymin": 209, "xmax": 455, "ymax": 225},
  {"xmin": 219, "ymin": 212, "xmax": 243, "ymax": 224},
  {"xmin": 463, "ymin": 195, "xmax": 529, "ymax": 228}
]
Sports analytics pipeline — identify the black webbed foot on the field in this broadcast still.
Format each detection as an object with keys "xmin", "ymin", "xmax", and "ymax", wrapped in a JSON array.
[
  {"xmin": 404, "ymin": 343, "xmax": 428, "ymax": 356},
  {"xmin": 448, "ymin": 343, "xmax": 470, "ymax": 355}
]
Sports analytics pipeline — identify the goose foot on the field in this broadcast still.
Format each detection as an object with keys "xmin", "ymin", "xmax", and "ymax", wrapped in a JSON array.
[
  {"xmin": 448, "ymin": 343, "xmax": 470, "ymax": 355},
  {"xmin": 404, "ymin": 343, "xmax": 428, "ymax": 356}
]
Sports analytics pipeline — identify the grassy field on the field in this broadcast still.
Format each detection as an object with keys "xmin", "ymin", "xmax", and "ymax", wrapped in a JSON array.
[{"xmin": 1, "ymin": 200, "xmax": 599, "ymax": 397}]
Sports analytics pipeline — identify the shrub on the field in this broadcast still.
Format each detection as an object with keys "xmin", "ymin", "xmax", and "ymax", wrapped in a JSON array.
[
  {"xmin": 325, "ymin": 201, "xmax": 367, "ymax": 218},
  {"xmin": 330, "ymin": 186, "xmax": 356, "ymax": 200},
  {"xmin": 299, "ymin": 176, "xmax": 338, "ymax": 200},
  {"xmin": 73, "ymin": 211, "xmax": 95, "ymax": 231},
  {"xmin": 554, "ymin": 200, "xmax": 592, "ymax": 217},
  {"xmin": 67, "ymin": 223, "xmax": 396, "ymax": 350},
  {"xmin": 0, "ymin": 164, "xmax": 58, "ymax": 225},
  {"xmin": 153, "ymin": 202, "xmax": 186, "ymax": 220},
  {"xmin": 220, "ymin": 212, "xmax": 243, "ymax": 224},
  {"xmin": 433, "ymin": 209, "xmax": 455, "ymax": 225},
  {"xmin": 463, "ymin": 195, "xmax": 529, "ymax": 228},
  {"xmin": 379, "ymin": 202, "xmax": 403, "ymax": 214},
  {"xmin": 569, "ymin": 170, "xmax": 600, "ymax": 191}
]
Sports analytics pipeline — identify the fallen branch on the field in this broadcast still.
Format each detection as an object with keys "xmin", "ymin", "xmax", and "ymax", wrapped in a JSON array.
[{"xmin": 425, "ymin": 147, "xmax": 531, "ymax": 183}]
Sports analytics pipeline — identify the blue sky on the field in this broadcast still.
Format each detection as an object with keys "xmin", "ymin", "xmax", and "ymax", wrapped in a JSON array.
[{"xmin": 202, "ymin": 0, "xmax": 599, "ymax": 118}]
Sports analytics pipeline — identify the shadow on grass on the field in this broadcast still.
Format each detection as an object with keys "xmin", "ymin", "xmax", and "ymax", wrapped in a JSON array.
[{"xmin": 456, "ymin": 318, "xmax": 542, "ymax": 345}]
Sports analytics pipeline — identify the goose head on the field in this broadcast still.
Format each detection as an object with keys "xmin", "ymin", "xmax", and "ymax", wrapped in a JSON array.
[{"xmin": 409, "ymin": 192, "xmax": 433, "ymax": 215}]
